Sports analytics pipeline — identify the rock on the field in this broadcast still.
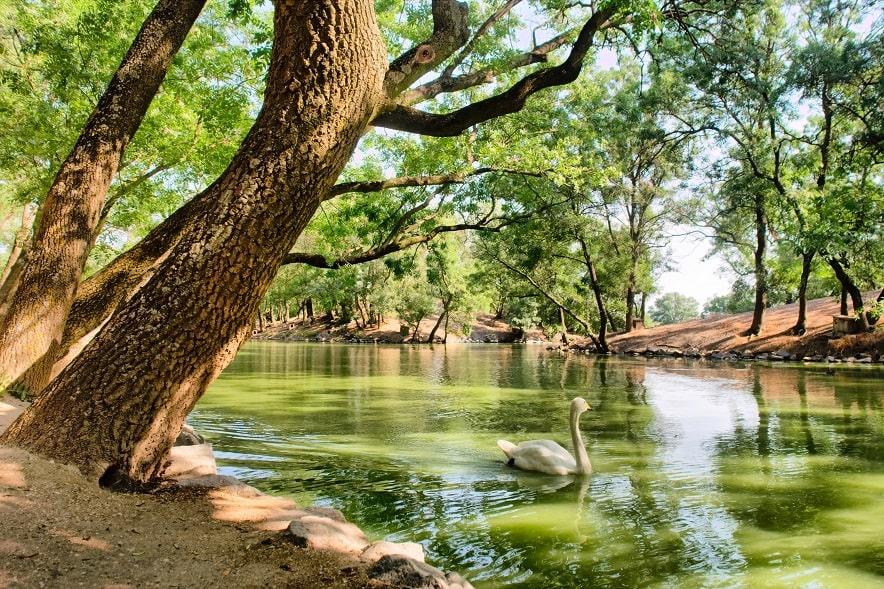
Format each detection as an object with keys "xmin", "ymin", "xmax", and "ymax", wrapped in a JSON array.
[
  {"xmin": 287, "ymin": 513, "xmax": 368, "ymax": 554},
  {"xmin": 361, "ymin": 540, "xmax": 425, "ymax": 563},
  {"xmin": 303, "ymin": 506, "xmax": 346, "ymax": 522},
  {"xmin": 165, "ymin": 443, "xmax": 217, "ymax": 480},
  {"xmin": 175, "ymin": 423, "xmax": 205, "ymax": 446},
  {"xmin": 810, "ymin": 355, "xmax": 824, "ymax": 362},
  {"xmin": 844, "ymin": 356, "xmax": 857, "ymax": 363},
  {"xmin": 368, "ymin": 556, "xmax": 474, "ymax": 589},
  {"xmin": 857, "ymin": 356, "xmax": 872, "ymax": 364},
  {"xmin": 176, "ymin": 475, "xmax": 263, "ymax": 497}
]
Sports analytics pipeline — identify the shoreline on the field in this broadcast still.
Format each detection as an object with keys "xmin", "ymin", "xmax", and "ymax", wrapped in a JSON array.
[{"xmin": 0, "ymin": 395, "xmax": 475, "ymax": 589}]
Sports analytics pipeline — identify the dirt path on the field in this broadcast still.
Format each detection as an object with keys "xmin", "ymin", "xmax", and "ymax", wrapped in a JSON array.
[{"xmin": 609, "ymin": 292, "xmax": 882, "ymax": 359}]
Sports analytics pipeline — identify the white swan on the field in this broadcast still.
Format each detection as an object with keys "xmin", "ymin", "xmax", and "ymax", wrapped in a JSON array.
[{"xmin": 497, "ymin": 397, "xmax": 592, "ymax": 476}]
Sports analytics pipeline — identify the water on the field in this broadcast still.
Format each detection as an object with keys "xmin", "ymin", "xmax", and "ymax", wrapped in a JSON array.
[{"xmin": 192, "ymin": 342, "xmax": 884, "ymax": 588}]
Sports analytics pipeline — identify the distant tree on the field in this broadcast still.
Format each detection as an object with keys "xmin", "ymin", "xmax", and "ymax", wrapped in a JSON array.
[{"xmin": 650, "ymin": 293, "xmax": 699, "ymax": 324}]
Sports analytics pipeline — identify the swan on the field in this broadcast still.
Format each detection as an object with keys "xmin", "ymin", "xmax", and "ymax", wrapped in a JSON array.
[{"xmin": 497, "ymin": 397, "xmax": 592, "ymax": 476}]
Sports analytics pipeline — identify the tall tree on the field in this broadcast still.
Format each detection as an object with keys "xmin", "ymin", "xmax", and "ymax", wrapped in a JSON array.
[
  {"xmin": 3, "ymin": 0, "xmax": 643, "ymax": 483},
  {"xmin": 0, "ymin": 0, "xmax": 208, "ymax": 388}
]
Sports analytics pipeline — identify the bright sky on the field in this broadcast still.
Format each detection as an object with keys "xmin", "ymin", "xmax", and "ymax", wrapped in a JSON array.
[{"xmin": 656, "ymin": 233, "xmax": 729, "ymax": 305}]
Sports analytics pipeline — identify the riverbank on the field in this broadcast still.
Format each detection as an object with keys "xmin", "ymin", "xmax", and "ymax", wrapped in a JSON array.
[
  {"xmin": 0, "ymin": 395, "xmax": 474, "ymax": 589},
  {"xmin": 253, "ymin": 312, "xmax": 544, "ymax": 344},
  {"xmin": 606, "ymin": 293, "xmax": 882, "ymax": 362}
]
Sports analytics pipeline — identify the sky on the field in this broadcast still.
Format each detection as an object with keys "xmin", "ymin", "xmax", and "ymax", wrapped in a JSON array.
[{"xmin": 656, "ymin": 233, "xmax": 730, "ymax": 305}]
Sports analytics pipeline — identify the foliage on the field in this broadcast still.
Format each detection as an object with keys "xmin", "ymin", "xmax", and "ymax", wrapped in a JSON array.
[{"xmin": 650, "ymin": 292, "xmax": 699, "ymax": 324}]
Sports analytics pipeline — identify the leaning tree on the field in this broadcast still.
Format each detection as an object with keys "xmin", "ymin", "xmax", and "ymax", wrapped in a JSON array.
[{"xmin": 2, "ymin": 0, "xmax": 713, "ymax": 484}]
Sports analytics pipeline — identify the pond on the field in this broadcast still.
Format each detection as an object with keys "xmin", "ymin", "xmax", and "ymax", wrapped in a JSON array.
[{"xmin": 191, "ymin": 342, "xmax": 884, "ymax": 588}]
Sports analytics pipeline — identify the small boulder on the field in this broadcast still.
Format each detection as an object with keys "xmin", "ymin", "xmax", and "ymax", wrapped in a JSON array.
[
  {"xmin": 287, "ymin": 513, "xmax": 368, "ymax": 554},
  {"xmin": 165, "ymin": 443, "xmax": 217, "ymax": 480},
  {"xmin": 175, "ymin": 423, "xmax": 205, "ymax": 446},
  {"xmin": 176, "ymin": 474, "xmax": 263, "ymax": 497},
  {"xmin": 361, "ymin": 540, "xmax": 425, "ymax": 563},
  {"xmin": 368, "ymin": 556, "xmax": 472, "ymax": 589}
]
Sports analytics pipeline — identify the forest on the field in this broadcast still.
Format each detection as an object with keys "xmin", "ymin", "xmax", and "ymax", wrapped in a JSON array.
[{"xmin": 0, "ymin": 0, "xmax": 882, "ymax": 587}]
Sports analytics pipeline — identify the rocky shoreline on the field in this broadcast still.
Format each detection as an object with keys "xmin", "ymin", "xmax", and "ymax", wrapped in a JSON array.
[
  {"xmin": 1, "ymin": 395, "xmax": 475, "ymax": 589},
  {"xmin": 555, "ymin": 343, "xmax": 882, "ymax": 364}
]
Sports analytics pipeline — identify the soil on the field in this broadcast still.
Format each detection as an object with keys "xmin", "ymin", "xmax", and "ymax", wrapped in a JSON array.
[
  {"xmin": 608, "ymin": 292, "xmax": 883, "ymax": 359},
  {"xmin": 254, "ymin": 312, "xmax": 545, "ymax": 344},
  {"xmin": 0, "ymin": 396, "xmax": 378, "ymax": 589}
]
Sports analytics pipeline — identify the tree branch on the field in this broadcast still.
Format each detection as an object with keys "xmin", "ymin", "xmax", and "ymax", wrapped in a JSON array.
[
  {"xmin": 372, "ymin": 6, "xmax": 617, "ymax": 136},
  {"xmin": 327, "ymin": 167, "xmax": 541, "ymax": 198},
  {"xmin": 384, "ymin": 0, "xmax": 470, "ymax": 99},
  {"xmin": 399, "ymin": 30, "xmax": 575, "ymax": 105}
]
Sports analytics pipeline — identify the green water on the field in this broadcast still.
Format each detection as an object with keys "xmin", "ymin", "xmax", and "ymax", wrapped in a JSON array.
[{"xmin": 192, "ymin": 342, "xmax": 884, "ymax": 588}]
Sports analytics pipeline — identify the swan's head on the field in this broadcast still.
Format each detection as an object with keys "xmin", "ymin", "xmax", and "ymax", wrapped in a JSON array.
[{"xmin": 571, "ymin": 397, "xmax": 592, "ymax": 414}]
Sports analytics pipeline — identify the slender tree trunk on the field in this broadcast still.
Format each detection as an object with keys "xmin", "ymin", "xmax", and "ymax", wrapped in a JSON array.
[
  {"xmin": 427, "ymin": 304, "xmax": 447, "ymax": 343},
  {"xmin": 0, "ymin": 206, "xmax": 37, "ymax": 319},
  {"xmin": 305, "ymin": 298, "xmax": 314, "ymax": 321},
  {"xmin": 827, "ymin": 257, "xmax": 869, "ymax": 331},
  {"xmin": 746, "ymin": 194, "xmax": 767, "ymax": 336},
  {"xmin": 792, "ymin": 250, "xmax": 814, "ymax": 335},
  {"xmin": 640, "ymin": 292, "xmax": 646, "ymax": 323},
  {"xmin": 257, "ymin": 308, "xmax": 264, "ymax": 332},
  {"xmin": 442, "ymin": 311, "xmax": 450, "ymax": 343},
  {"xmin": 625, "ymin": 286, "xmax": 635, "ymax": 333},
  {"xmin": 0, "ymin": 205, "xmax": 36, "ymax": 298},
  {"xmin": 0, "ymin": 0, "xmax": 208, "ymax": 389},
  {"xmin": 840, "ymin": 287, "xmax": 848, "ymax": 315},
  {"xmin": 576, "ymin": 235, "xmax": 608, "ymax": 353},
  {"xmin": 559, "ymin": 306, "xmax": 569, "ymax": 345},
  {"xmin": 1, "ymin": 1, "xmax": 388, "ymax": 482}
]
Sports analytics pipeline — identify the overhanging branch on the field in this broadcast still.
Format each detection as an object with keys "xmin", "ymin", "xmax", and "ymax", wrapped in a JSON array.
[{"xmin": 373, "ymin": 6, "xmax": 616, "ymax": 136}]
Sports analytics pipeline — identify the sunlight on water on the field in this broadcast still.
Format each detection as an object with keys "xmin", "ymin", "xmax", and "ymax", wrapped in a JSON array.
[{"xmin": 192, "ymin": 343, "xmax": 884, "ymax": 588}]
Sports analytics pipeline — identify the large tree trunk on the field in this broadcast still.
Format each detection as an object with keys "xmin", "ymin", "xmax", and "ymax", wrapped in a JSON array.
[
  {"xmin": 8, "ymin": 197, "xmax": 201, "ymax": 397},
  {"xmin": 1, "ymin": 1, "xmax": 388, "ymax": 482},
  {"xmin": 0, "ymin": 0, "xmax": 207, "ymax": 389},
  {"xmin": 746, "ymin": 194, "xmax": 767, "ymax": 336},
  {"xmin": 0, "ymin": 205, "xmax": 37, "ymax": 318},
  {"xmin": 827, "ymin": 257, "xmax": 870, "ymax": 331},
  {"xmin": 792, "ymin": 250, "xmax": 814, "ymax": 335}
]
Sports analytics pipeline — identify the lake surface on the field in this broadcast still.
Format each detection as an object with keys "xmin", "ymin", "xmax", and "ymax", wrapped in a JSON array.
[{"xmin": 192, "ymin": 342, "xmax": 884, "ymax": 588}]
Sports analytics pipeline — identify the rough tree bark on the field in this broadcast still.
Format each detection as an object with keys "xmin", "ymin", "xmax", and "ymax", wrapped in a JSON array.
[
  {"xmin": 1, "ymin": 1, "xmax": 388, "ymax": 482},
  {"xmin": 0, "ymin": 0, "xmax": 207, "ymax": 389},
  {"xmin": 8, "ymin": 197, "xmax": 201, "ymax": 397}
]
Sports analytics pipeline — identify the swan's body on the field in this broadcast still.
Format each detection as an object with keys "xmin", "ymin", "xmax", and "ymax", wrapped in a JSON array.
[{"xmin": 497, "ymin": 397, "xmax": 592, "ymax": 476}]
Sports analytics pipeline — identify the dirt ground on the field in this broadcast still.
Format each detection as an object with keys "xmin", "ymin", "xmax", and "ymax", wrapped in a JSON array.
[
  {"xmin": 255, "ymin": 311, "xmax": 544, "ymax": 344},
  {"xmin": 0, "ymin": 396, "xmax": 378, "ymax": 589},
  {"xmin": 609, "ymin": 292, "xmax": 883, "ymax": 358}
]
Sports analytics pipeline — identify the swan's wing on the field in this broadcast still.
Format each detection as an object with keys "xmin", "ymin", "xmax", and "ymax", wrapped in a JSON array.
[{"xmin": 511, "ymin": 440, "xmax": 576, "ymax": 476}]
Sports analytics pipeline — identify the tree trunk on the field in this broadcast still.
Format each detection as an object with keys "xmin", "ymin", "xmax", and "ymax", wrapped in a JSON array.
[
  {"xmin": 625, "ymin": 285, "xmax": 635, "ymax": 333},
  {"xmin": 792, "ymin": 250, "xmax": 814, "ymax": 335},
  {"xmin": 305, "ymin": 298, "xmax": 314, "ymax": 321},
  {"xmin": 746, "ymin": 194, "xmax": 767, "ymax": 336},
  {"xmin": 257, "ymin": 308, "xmax": 264, "ymax": 332},
  {"xmin": 559, "ymin": 306, "xmax": 569, "ymax": 345},
  {"xmin": 577, "ymin": 235, "xmax": 608, "ymax": 353},
  {"xmin": 1, "ymin": 1, "xmax": 388, "ymax": 482},
  {"xmin": 840, "ymin": 287, "xmax": 848, "ymax": 315},
  {"xmin": 0, "ymin": 205, "xmax": 36, "ymax": 303},
  {"xmin": 427, "ymin": 306, "xmax": 447, "ymax": 343},
  {"xmin": 828, "ymin": 257, "xmax": 870, "ymax": 331},
  {"xmin": 640, "ymin": 292, "xmax": 646, "ymax": 322},
  {"xmin": 0, "ymin": 205, "xmax": 37, "ymax": 319},
  {"xmin": 442, "ymin": 311, "xmax": 450, "ymax": 343},
  {"xmin": 0, "ymin": 0, "xmax": 208, "ymax": 389},
  {"xmin": 284, "ymin": 301, "xmax": 291, "ymax": 323}
]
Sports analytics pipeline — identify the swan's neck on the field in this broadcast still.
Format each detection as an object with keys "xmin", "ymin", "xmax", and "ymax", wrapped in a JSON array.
[{"xmin": 570, "ymin": 408, "xmax": 592, "ymax": 475}]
